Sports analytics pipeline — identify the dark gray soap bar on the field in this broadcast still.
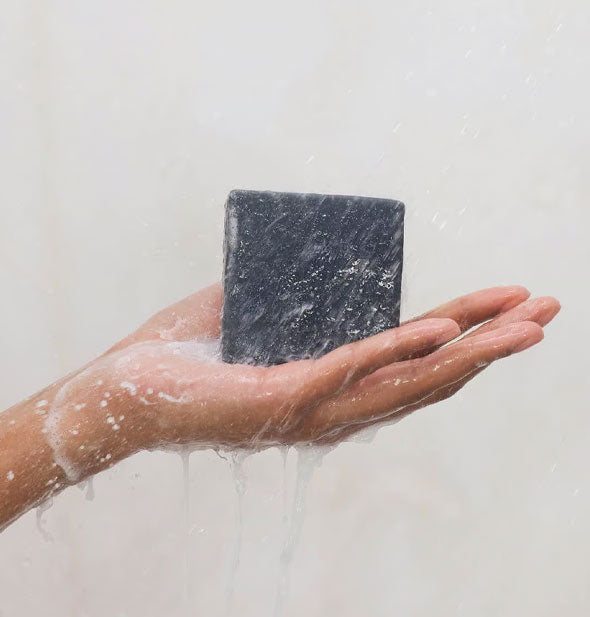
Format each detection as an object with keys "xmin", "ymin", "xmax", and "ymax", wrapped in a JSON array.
[{"xmin": 221, "ymin": 190, "xmax": 404, "ymax": 365}]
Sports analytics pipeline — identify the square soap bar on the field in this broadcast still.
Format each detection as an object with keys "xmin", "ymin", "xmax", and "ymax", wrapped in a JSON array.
[{"xmin": 221, "ymin": 190, "xmax": 405, "ymax": 365}]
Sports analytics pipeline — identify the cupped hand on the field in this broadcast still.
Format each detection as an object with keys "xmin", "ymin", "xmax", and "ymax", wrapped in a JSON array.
[
  {"xmin": 0, "ymin": 282, "xmax": 560, "ymax": 531},
  {"xmin": 67, "ymin": 283, "xmax": 558, "ymax": 456}
]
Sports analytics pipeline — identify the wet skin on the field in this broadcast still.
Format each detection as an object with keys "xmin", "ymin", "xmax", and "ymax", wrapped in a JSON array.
[{"xmin": 0, "ymin": 283, "xmax": 560, "ymax": 531}]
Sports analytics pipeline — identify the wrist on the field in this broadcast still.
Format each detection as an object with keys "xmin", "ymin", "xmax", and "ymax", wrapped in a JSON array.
[{"xmin": 44, "ymin": 358, "xmax": 150, "ymax": 484}]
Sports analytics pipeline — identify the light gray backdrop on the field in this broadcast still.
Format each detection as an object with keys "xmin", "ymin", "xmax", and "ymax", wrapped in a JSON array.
[{"xmin": 0, "ymin": 1, "xmax": 588, "ymax": 615}]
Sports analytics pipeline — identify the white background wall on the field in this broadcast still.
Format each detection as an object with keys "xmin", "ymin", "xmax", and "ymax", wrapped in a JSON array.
[{"xmin": 0, "ymin": 1, "xmax": 588, "ymax": 615}]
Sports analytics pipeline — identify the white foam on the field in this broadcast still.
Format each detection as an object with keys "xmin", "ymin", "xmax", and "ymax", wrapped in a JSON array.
[
  {"xmin": 157, "ymin": 391, "xmax": 192, "ymax": 404},
  {"xmin": 157, "ymin": 317, "xmax": 189, "ymax": 341},
  {"xmin": 120, "ymin": 381, "xmax": 138, "ymax": 396},
  {"xmin": 44, "ymin": 372, "xmax": 89, "ymax": 484}
]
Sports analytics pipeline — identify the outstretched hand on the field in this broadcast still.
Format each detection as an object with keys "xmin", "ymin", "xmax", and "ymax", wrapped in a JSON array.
[
  {"xmin": 80, "ymin": 283, "xmax": 559, "ymax": 452},
  {"xmin": 0, "ymin": 282, "xmax": 560, "ymax": 531}
]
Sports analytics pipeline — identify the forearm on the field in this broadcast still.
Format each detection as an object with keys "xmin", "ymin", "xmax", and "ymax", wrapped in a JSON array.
[
  {"xmin": 0, "ymin": 362, "xmax": 147, "ymax": 531},
  {"xmin": 0, "ymin": 379, "xmax": 77, "ymax": 530}
]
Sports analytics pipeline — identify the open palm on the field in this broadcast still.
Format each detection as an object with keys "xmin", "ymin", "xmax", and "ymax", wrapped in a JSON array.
[
  {"xmin": 0, "ymin": 281, "xmax": 561, "ymax": 532},
  {"xmin": 93, "ymin": 283, "xmax": 560, "ymax": 449}
]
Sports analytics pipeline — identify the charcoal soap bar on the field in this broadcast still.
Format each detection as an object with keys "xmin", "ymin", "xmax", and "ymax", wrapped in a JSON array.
[{"xmin": 221, "ymin": 190, "xmax": 404, "ymax": 365}]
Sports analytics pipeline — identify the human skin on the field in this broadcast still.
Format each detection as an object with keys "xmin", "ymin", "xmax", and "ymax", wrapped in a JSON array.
[{"xmin": 0, "ymin": 283, "xmax": 560, "ymax": 531}]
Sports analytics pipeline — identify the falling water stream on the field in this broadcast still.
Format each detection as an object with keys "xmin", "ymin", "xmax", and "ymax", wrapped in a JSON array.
[
  {"xmin": 35, "ymin": 498, "xmax": 54, "ymax": 542},
  {"xmin": 29, "ymin": 334, "xmax": 364, "ymax": 615},
  {"xmin": 225, "ymin": 450, "xmax": 249, "ymax": 615},
  {"xmin": 273, "ymin": 445, "xmax": 331, "ymax": 617},
  {"xmin": 180, "ymin": 448, "xmax": 191, "ymax": 615}
]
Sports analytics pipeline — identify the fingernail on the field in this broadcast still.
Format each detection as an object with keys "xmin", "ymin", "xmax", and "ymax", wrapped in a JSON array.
[
  {"xmin": 420, "ymin": 318, "xmax": 460, "ymax": 344},
  {"xmin": 406, "ymin": 318, "xmax": 457, "ymax": 336},
  {"xmin": 537, "ymin": 297, "xmax": 561, "ymax": 326},
  {"xmin": 474, "ymin": 322, "xmax": 543, "ymax": 351},
  {"xmin": 513, "ymin": 333, "xmax": 544, "ymax": 353},
  {"xmin": 509, "ymin": 322, "xmax": 544, "ymax": 352},
  {"xmin": 434, "ymin": 326, "xmax": 459, "ymax": 345},
  {"xmin": 501, "ymin": 286, "xmax": 531, "ymax": 310}
]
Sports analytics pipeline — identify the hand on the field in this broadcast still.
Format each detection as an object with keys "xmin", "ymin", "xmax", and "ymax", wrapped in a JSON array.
[
  {"xmin": 49, "ymin": 284, "xmax": 559, "ymax": 479},
  {"xmin": 0, "ymin": 283, "xmax": 560, "ymax": 530}
]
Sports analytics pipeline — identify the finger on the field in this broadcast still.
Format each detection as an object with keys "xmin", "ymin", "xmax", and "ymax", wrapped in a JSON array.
[
  {"xmin": 405, "ymin": 286, "xmax": 531, "ymax": 333},
  {"xmin": 325, "ymin": 302, "xmax": 559, "ymax": 442},
  {"xmin": 332, "ymin": 365, "xmax": 487, "ymax": 444},
  {"xmin": 153, "ymin": 282, "xmax": 223, "ymax": 339},
  {"xmin": 315, "ymin": 321, "xmax": 543, "ymax": 429},
  {"xmin": 275, "ymin": 318, "xmax": 461, "ymax": 406},
  {"xmin": 113, "ymin": 282, "xmax": 223, "ymax": 351},
  {"xmin": 330, "ymin": 301, "xmax": 559, "ymax": 442},
  {"xmin": 463, "ymin": 296, "xmax": 561, "ymax": 338}
]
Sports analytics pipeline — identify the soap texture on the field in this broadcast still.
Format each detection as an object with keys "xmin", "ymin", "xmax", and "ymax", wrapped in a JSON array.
[{"xmin": 221, "ymin": 190, "xmax": 405, "ymax": 365}]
